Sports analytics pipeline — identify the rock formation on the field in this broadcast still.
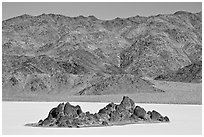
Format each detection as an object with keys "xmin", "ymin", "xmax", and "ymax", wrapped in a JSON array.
[{"xmin": 26, "ymin": 96, "xmax": 170, "ymax": 128}]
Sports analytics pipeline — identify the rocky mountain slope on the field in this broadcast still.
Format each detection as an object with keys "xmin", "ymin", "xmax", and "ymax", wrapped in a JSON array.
[
  {"xmin": 154, "ymin": 61, "xmax": 202, "ymax": 83},
  {"xmin": 2, "ymin": 11, "xmax": 202, "ymax": 95},
  {"xmin": 26, "ymin": 96, "xmax": 170, "ymax": 128}
]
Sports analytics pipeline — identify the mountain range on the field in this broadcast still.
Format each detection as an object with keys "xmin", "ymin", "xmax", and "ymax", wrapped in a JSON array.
[{"xmin": 2, "ymin": 11, "xmax": 202, "ymax": 95}]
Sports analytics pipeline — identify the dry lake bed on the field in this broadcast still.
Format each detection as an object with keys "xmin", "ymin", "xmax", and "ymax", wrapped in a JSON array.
[{"xmin": 2, "ymin": 102, "xmax": 202, "ymax": 135}]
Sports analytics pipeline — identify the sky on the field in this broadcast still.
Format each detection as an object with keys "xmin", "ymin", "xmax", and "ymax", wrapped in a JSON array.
[{"xmin": 2, "ymin": 2, "xmax": 202, "ymax": 20}]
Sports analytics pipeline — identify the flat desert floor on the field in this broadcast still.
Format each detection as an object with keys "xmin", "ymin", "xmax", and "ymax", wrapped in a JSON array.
[
  {"xmin": 2, "ymin": 102, "xmax": 202, "ymax": 135},
  {"xmin": 2, "ymin": 79, "xmax": 202, "ymax": 104}
]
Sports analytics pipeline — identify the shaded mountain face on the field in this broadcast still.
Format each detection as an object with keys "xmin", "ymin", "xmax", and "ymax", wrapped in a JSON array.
[
  {"xmin": 154, "ymin": 61, "xmax": 202, "ymax": 83},
  {"xmin": 2, "ymin": 11, "xmax": 202, "ymax": 95}
]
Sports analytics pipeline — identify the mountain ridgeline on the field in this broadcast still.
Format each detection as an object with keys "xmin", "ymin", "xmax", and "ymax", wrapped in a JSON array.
[{"xmin": 2, "ymin": 11, "xmax": 202, "ymax": 95}]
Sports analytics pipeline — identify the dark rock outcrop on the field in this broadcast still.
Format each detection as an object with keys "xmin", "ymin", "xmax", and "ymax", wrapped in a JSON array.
[
  {"xmin": 26, "ymin": 96, "xmax": 170, "ymax": 128},
  {"xmin": 134, "ymin": 106, "xmax": 147, "ymax": 119},
  {"xmin": 120, "ymin": 96, "xmax": 135, "ymax": 111},
  {"xmin": 64, "ymin": 103, "xmax": 82, "ymax": 117},
  {"xmin": 148, "ymin": 110, "xmax": 165, "ymax": 121}
]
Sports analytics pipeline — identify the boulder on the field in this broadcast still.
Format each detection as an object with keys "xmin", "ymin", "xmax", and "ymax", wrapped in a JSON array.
[
  {"xmin": 115, "ymin": 104, "xmax": 126, "ymax": 112},
  {"xmin": 98, "ymin": 102, "xmax": 116, "ymax": 115},
  {"xmin": 134, "ymin": 106, "xmax": 146, "ymax": 119},
  {"xmin": 47, "ymin": 103, "xmax": 65, "ymax": 119},
  {"xmin": 75, "ymin": 105, "xmax": 83, "ymax": 115},
  {"xmin": 120, "ymin": 96, "xmax": 135, "ymax": 111},
  {"xmin": 109, "ymin": 111, "xmax": 121, "ymax": 122},
  {"xmin": 64, "ymin": 102, "xmax": 83, "ymax": 118},
  {"xmin": 57, "ymin": 103, "xmax": 65, "ymax": 112},
  {"xmin": 144, "ymin": 113, "xmax": 151, "ymax": 120},
  {"xmin": 150, "ymin": 110, "xmax": 163, "ymax": 121},
  {"xmin": 38, "ymin": 119, "xmax": 43, "ymax": 125},
  {"xmin": 98, "ymin": 107, "xmax": 108, "ymax": 114},
  {"xmin": 164, "ymin": 116, "xmax": 170, "ymax": 122},
  {"xmin": 47, "ymin": 107, "xmax": 58, "ymax": 119},
  {"xmin": 105, "ymin": 102, "xmax": 117, "ymax": 112}
]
